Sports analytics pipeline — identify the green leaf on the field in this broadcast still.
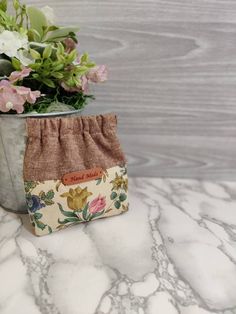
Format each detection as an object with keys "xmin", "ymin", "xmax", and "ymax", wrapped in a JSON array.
[
  {"xmin": 30, "ymin": 42, "xmax": 56, "ymax": 56},
  {"xmin": 110, "ymin": 191, "xmax": 117, "ymax": 200},
  {"xmin": 27, "ymin": 6, "xmax": 48, "ymax": 40},
  {"xmin": 44, "ymin": 26, "xmax": 80, "ymax": 42},
  {"xmin": 39, "ymin": 191, "xmax": 46, "ymax": 200},
  {"xmin": 13, "ymin": 0, "xmax": 20, "ymax": 10},
  {"xmin": 114, "ymin": 201, "xmax": 121, "ymax": 209},
  {"xmin": 0, "ymin": 0, "xmax": 7, "ymax": 12},
  {"xmin": 11, "ymin": 57, "xmax": 21, "ymax": 70},
  {"xmin": 46, "ymin": 25, "xmax": 58, "ymax": 32},
  {"xmin": 28, "ymin": 28, "xmax": 42, "ymax": 42},
  {"xmin": 91, "ymin": 210, "xmax": 105, "ymax": 220},
  {"xmin": 51, "ymin": 72, "xmax": 64, "ymax": 79},
  {"xmin": 36, "ymin": 220, "xmax": 46, "ymax": 230},
  {"xmin": 32, "ymin": 73, "xmax": 40, "ymax": 79},
  {"xmin": 57, "ymin": 42, "xmax": 65, "ymax": 55},
  {"xmin": 30, "ymin": 48, "xmax": 41, "ymax": 60},
  {"xmin": 58, "ymin": 217, "xmax": 81, "ymax": 224},
  {"xmin": 46, "ymin": 190, "xmax": 54, "ymax": 200},
  {"xmin": 34, "ymin": 212, "xmax": 42, "ymax": 220},
  {"xmin": 82, "ymin": 203, "xmax": 89, "ymax": 221},
  {"xmin": 80, "ymin": 53, "xmax": 88, "ymax": 64},
  {"xmin": 48, "ymin": 226, "xmax": 52, "ymax": 234},
  {"xmin": 30, "ymin": 62, "xmax": 41, "ymax": 70},
  {"xmin": 42, "ymin": 78, "xmax": 56, "ymax": 88},
  {"xmin": 56, "ymin": 52, "xmax": 65, "ymax": 63},
  {"xmin": 44, "ymin": 199, "xmax": 54, "ymax": 206},
  {"xmin": 0, "ymin": 8, "xmax": 8, "ymax": 22},
  {"xmin": 24, "ymin": 181, "xmax": 38, "ymax": 192},
  {"xmin": 86, "ymin": 62, "xmax": 96, "ymax": 68},
  {"xmin": 67, "ymin": 49, "xmax": 77, "ymax": 63},
  {"xmin": 43, "ymin": 45, "xmax": 52, "ymax": 59},
  {"xmin": 0, "ymin": 59, "xmax": 14, "ymax": 76},
  {"xmin": 58, "ymin": 203, "xmax": 77, "ymax": 218},
  {"xmin": 119, "ymin": 193, "xmax": 127, "ymax": 202},
  {"xmin": 96, "ymin": 178, "xmax": 102, "ymax": 185},
  {"xmin": 75, "ymin": 66, "xmax": 89, "ymax": 75},
  {"xmin": 53, "ymin": 63, "xmax": 64, "ymax": 71}
]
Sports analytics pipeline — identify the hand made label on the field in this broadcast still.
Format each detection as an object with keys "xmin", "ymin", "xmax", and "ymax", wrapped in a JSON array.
[{"xmin": 62, "ymin": 167, "xmax": 103, "ymax": 185}]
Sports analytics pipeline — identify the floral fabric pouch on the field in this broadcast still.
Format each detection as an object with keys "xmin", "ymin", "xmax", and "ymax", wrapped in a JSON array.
[{"xmin": 23, "ymin": 114, "xmax": 128, "ymax": 236}]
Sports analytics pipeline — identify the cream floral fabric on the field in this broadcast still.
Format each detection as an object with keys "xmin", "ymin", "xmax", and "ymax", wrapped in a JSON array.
[{"xmin": 24, "ymin": 165, "xmax": 128, "ymax": 236}]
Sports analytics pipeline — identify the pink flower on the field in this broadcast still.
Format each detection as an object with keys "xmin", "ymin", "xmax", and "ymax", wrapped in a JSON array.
[
  {"xmin": 64, "ymin": 38, "xmax": 77, "ymax": 53},
  {"xmin": 9, "ymin": 67, "xmax": 32, "ymax": 83},
  {"xmin": 87, "ymin": 65, "xmax": 108, "ymax": 83},
  {"xmin": 81, "ymin": 75, "xmax": 89, "ymax": 92},
  {"xmin": 0, "ymin": 80, "xmax": 41, "ymax": 114},
  {"xmin": 89, "ymin": 195, "xmax": 106, "ymax": 214},
  {"xmin": 16, "ymin": 86, "xmax": 41, "ymax": 104}
]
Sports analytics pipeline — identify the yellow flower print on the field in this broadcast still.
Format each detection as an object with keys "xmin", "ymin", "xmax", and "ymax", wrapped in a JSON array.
[
  {"xmin": 123, "ymin": 178, "xmax": 128, "ymax": 193},
  {"xmin": 110, "ymin": 173, "xmax": 128, "ymax": 192},
  {"xmin": 60, "ymin": 186, "xmax": 92, "ymax": 210},
  {"xmin": 110, "ymin": 173, "xmax": 124, "ymax": 190}
]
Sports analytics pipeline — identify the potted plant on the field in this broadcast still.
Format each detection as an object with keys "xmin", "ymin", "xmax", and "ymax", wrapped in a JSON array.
[{"xmin": 0, "ymin": 0, "xmax": 107, "ymax": 213}]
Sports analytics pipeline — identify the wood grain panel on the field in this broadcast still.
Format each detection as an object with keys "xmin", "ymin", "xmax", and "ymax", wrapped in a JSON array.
[
  {"xmin": 23, "ymin": 0, "xmax": 236, "ymax": 179},
  {"xmin": 120, "ymin": 134, "xmax": 236, "ymax": 180}
]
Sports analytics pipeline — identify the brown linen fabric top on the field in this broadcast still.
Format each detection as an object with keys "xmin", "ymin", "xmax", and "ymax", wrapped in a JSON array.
[{"xmin": 23, "ymin": 113, "xmax": 126, "ymax": 181}]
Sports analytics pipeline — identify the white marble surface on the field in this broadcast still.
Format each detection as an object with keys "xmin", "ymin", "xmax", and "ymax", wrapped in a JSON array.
[{"xmin": 1, "ymin": 178, "xmax": 236, "ymax": 314}]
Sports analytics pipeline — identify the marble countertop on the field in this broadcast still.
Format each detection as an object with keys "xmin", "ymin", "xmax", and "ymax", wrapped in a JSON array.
[{"xmin": 1, "ymin": 177, "xmax": 236, "ymax": 314}]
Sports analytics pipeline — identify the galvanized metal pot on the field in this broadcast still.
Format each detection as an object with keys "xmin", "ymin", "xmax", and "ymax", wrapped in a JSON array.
[{"xmin": 0, "ymin": 110, "xmax": 82, "ymax": 214}]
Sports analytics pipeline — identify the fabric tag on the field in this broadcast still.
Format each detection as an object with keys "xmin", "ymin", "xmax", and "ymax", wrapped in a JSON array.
[{"xmin": 62, "ymin": 167, "xmax": 103, "ymax": 185}]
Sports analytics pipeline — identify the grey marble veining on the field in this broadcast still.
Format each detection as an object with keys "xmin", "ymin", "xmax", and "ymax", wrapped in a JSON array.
[{"xmin": 1, "ymin": 178, "xmax": 236, "ymax": 314}]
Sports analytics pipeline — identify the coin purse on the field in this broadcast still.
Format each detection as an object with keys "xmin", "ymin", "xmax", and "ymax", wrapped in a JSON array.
[{"xmin": 23, "ymin": 114, "xmax": 128, "ymax": 236}]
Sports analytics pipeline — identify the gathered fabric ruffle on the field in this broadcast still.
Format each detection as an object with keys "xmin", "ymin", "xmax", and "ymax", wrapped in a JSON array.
[{"xmin": 23, "ymin": 113, "xmax": 126, "ymax": 181}]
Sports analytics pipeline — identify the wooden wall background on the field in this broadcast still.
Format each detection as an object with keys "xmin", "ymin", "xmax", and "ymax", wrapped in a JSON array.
[{"xmin": 25, "ymin": 0, "xmax": 236, "ymax": 180}]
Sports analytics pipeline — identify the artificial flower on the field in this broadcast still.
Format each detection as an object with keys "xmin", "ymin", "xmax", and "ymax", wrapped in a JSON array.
[
  {"xmin": 16, "ymin": 85, "xmax": 41, "ymax": 104},
  {"xmin": 9, "ymin": 68, "xmax": 32, "ymax": 83},
  {"xmin": 0, "ymin": 30, "xmax": 28, "ymax": 58},
  {"xmin": 87, "ymin": 65, "xmax": 108, "ymax": 83},
  {"xmin": 89, "ymin": 195, "xmax": 106, "ymax": 214},
  {"xmin": 81, "ymin": 76, "xmax": 89, "ymax": 92},
  {"xmin": 0, "ymin": 80, "xmax": 40, "ymax": 113},
  {"xmin": 0, "ymin": 1, "xmax": 108, "ymax": 115}
]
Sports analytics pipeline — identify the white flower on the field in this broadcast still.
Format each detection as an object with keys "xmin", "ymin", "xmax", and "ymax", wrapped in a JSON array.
[
  {"xmin": 41, "ymin": 6, "xmax": 55, "ymax": 25},
  {"xmin": 16, "ymin": 50, "xmax": 34, "ymax": 66},
  {"xmin": 0, "ymin": 31, "xmax": 28, "ymax": 58}
]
